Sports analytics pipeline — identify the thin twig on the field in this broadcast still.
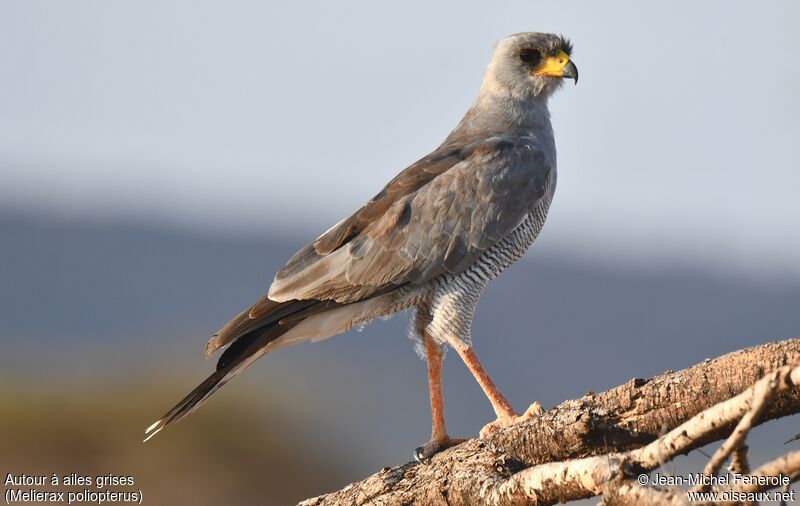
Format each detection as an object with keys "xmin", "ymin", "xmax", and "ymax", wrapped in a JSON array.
[
  {"xmin": 694, "ymin": 370, "xmax": 778, "ymax": 491},
  {"xmin": 728, "ymin": 444, "xmax": 751, "ymax": 475}
]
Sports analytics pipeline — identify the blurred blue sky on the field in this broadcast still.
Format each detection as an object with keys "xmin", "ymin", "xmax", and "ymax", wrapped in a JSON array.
[{"xmin": 1, "ymin": 0, "xmax": 798, "ymax": 278}]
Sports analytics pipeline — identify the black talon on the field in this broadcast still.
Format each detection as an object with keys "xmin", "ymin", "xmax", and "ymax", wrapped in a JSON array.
[
  {"xmin": 413, "ymin": 446, "xmax": 431, "ymax": 464},
  {"xmin": 413, "ymin": 441, "xmax": 439, "ymax": 464},
  {"xmin": 413, "ymin": 438, "xmax": 467, "ymax": 463}
]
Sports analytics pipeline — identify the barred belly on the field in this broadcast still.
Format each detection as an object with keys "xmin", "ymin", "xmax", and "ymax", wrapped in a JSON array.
[{"xmin": 414, "ymin": 182, "xmax": 554, "ymax": 351}]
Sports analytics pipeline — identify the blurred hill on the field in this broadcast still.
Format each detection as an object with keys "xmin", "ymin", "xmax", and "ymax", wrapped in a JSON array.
[{"xmin": 2, "ymin": 213, "xmax": 800, "ymax": 504}]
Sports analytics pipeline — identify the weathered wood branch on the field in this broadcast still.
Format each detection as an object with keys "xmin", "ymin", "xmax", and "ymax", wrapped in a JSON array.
[
  {"xmin": 695, "ymin": 368, "xmax": 777, "ymax": 491},
  {"xmin": 300, "ymin": 339, "xmax": 800, "ymax": 506}
]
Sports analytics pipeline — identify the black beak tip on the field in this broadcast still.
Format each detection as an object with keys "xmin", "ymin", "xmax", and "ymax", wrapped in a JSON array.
[{"xmin": 563, "ymin": 61, "xmax": 579, "ymax": 85}]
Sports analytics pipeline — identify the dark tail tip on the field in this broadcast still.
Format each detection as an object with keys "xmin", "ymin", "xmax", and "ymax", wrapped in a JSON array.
[{"xmin": 143, "ymin": 370, "xmax": 228, "ymax": 442}]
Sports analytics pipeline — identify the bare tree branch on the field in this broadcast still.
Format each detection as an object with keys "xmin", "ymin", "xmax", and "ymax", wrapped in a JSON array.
[
  {"xmin": 299, "ymin": 339, "xmax": 800, "ymax": 506},
  {"xmin": 601, "ymin": 481, "xmax": 689, "ymax": 506},
  {"xmin": 728, "ymin": 444, "xmax": 751, "ymax": 475},
  {"xmin": 713, "ymin": 449, "xmax": 800, "ymax": 495},
  {"xmin": 695, "ymin": 369, "xmax": 777, "ymax": 491},
  {"xmin": 484, "ymin": 364, "xmax": 800, "ymax": 504}
]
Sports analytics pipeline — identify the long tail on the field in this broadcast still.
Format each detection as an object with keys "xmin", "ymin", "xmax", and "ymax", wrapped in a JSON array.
[{"xmin": 143, "ymin": 298, "xmax": 333, "ymax": 442}]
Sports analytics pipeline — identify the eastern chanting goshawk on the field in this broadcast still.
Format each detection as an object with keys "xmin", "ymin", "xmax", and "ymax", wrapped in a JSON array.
[{"xmin": 145, "ymin": 32, "xmax": 578, "ymax": 461}]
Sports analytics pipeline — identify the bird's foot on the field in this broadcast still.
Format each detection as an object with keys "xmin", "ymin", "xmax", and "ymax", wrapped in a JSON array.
[
  {"xmin": 413, "ymin": 436, "xmax": 467, "ymax": 464},
  {"xmin": 479, "ymin": 401, "xmax": 543, "ymax": 438}
]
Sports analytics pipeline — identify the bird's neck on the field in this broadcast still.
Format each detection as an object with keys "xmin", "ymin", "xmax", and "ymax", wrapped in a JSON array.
[
  {"xmin": 483, "ymin": 91, "xmax": 551, "ymax": 130},
  {"xmin": 448, "ymin": 89, "xmax": 554, "ymax": 144}
]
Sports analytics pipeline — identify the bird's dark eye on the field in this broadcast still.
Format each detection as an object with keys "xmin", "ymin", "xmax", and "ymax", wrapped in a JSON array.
[{"xmin": 519, "ymin": 48, "xmax": 540, "ymax": 65}]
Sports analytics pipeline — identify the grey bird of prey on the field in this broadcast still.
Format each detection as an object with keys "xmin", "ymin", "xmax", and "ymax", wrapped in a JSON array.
[{"xmin": 145, "ymin": 32, "xmax": 577, "ymax": 460}]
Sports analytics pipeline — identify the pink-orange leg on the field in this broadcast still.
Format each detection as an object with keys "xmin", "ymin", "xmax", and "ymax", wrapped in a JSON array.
[
  {"xmin": 414, "ymin": 333, "xmax": 466, "ymax": 463},
  {"xmin": 453, "ymin": 345, "xmax": 543, "ymax": 437},
  {"xmin": 426, "ymin": 334, "xmax": 448, "ymax": 441}
]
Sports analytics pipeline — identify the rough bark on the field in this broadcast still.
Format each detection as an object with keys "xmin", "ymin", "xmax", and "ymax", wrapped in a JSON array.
[{"xmin": 299, "ymin": 339, "xmax": 800, "ymax": 506}]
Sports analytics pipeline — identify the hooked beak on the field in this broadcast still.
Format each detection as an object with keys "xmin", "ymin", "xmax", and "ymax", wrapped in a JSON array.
[
  {"xmin": 532, "ymin": 50, "xmax": 579, "ymax": 85},
  {"xmin": 562, "ymin": 60, "xmax": 578, "ymax": 84}
]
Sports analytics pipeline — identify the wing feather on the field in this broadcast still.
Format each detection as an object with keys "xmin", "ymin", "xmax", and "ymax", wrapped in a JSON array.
[{"xmin": 268, "ymin": 136, "xmax": 553, "ymax": 303}]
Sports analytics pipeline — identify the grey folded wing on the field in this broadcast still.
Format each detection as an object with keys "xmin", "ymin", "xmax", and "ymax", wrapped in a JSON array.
[{"xmin": 267, "ymin": 136, "xmax": 553, "ymax": 304}]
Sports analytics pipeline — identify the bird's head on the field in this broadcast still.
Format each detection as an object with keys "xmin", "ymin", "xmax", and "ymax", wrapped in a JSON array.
[{"xmin": 481, "ymin": 32, "xmax": 577, "ymax": 100}]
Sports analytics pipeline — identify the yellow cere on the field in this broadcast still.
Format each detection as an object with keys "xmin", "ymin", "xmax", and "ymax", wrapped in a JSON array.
[{"xmin": 533, "ymin": 50, "xmax": 571, "ymax": 77}]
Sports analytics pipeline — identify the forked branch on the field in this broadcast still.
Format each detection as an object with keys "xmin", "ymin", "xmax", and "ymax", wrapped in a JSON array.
[{"xmin": 300, "ymin": 339, "xmax": 800, "ymax": 505}]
